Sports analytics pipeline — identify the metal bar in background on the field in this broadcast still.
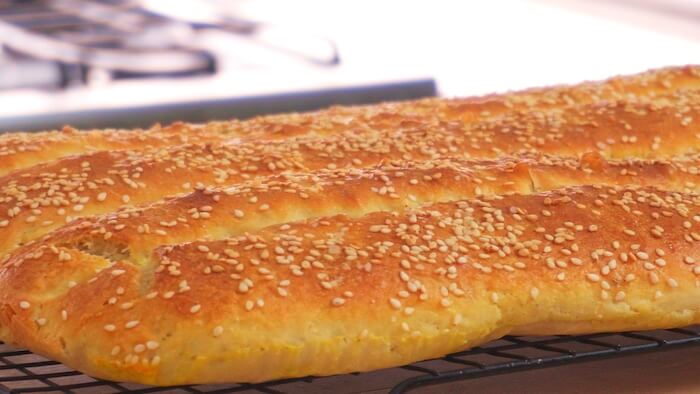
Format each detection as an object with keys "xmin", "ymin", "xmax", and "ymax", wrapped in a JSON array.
[{"xmin": 0, "ymin": 79, "xmax": 437, "ymax": 132}]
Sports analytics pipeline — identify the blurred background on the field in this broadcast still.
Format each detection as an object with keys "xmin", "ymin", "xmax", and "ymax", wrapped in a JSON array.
[{"xmin": 0, "ymin": 0, "xmax": 698, "ymax": 132}]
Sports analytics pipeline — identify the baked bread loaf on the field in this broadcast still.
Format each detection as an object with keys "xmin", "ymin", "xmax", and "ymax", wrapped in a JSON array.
[
  {"xmin": 14, "ymin": 153, "xmax": 700, "ymax": 267},
  {"xmin": 2, "ymin": 184, "xmax": 700, "ymax": 384},
  {"xmin": 1, "ymin": 65, "xmax": 700, "ymax": 386},
  {"xmin": 1, "ymin": 89, "xmax": 699, "ymax": 259},
  {"xmin": 0, "ymin": 123, "xmax": 236, "ymax": 177},
  {"xmin": 2, "ymin": 65, "xmax": 699, "ymax": 176}
]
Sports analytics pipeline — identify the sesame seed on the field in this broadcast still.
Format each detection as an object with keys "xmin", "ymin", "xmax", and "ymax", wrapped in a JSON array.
[
  {"xmin": 586, "ymin": 273, "xmax": 601, "ymax": 282},
  {"xmin": 332, "ymin": 297, "xmax": 346, "ymax": 306},
  {"xmin": 190, "ymin": 304, "xmax": 201, "ymax": 313},
  {"xmin": 615, "ymin": 291, "xmax": 626, "ymax": 302},
  {"xmin": 125, "ymin": 320, "xmax": 139, "ymax": 329},
  {"xmin": 213, "ymin": 326, "xmax": 224, "ymax": 337},
  {"xmin": 19, "ymin": 301, "xmax": 30, "ymax": 309},
  {"xmin": 104, "ymin": 324, "xmax": 116, "ymax": 332},
  {"xmin": 389, "ymin": 298, "xmax": 402, "ymax": 310},
  {"xmin": 649, "ymin": 272, "xmax": 660, "ymax": 284},
  {"xmin": 146, "ymin": 341, "xmax": 159, "ymax": 350}
]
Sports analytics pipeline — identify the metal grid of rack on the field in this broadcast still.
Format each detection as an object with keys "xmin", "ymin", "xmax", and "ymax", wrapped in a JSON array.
[{"xmin": 1, "ymin": 326, "xmax": 699, "ymax": 393}]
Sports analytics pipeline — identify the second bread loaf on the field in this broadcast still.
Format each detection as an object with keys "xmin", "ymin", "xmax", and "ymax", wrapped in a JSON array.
[{"xmin": 1, "ymin": 91, "xmax": 700, "ymax": 259}]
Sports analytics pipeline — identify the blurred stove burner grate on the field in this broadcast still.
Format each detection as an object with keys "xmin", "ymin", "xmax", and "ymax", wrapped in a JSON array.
[
  {"xmin": 0, "ymin": 0, "xmax": 235, "ymax": 89},
  {"xmin": 0, "ymin": 1, "xmax": 436, "ymax": 133}
]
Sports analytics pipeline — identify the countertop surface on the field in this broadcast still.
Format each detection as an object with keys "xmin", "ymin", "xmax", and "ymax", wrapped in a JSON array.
[{"xmin": 411, "ymin": 347, "xmax": 700, "ymax": 394}]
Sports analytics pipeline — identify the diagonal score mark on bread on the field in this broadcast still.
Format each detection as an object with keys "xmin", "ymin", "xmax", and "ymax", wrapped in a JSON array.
[
  {"xmin": 1, "ymin": 65, "xmax": 699, "ymax": 177},
  {"xmin": 1, "ymin": 90, "xmax": 700, "ymax": 260},
  {"xmin": 2, "ymin": 182, "xmax": 700, "ymax": 384}
]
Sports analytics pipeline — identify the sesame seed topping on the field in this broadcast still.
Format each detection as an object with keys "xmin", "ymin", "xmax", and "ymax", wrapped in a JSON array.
[
  {"xmin": 213, "ymin": 326, "xmax": 224, "ymax": 337},
  {"xmin": 146, "ymin": 341, "xmax": 159, "ymax": 350},
  {"xmin": 3, "ymin": 86, "xmax": 700, "ymax": 368},
  {"xmin": 586, "ymin": 273, "xmax": 601, "ymax": 282},
  {"xmin": 245, "ymin": 300, "xmax": 255, "ymax": 311},
  {"xmin": 614, "ymin": 291, "xmax": 626, "ymax": 302},
  {"xmin": 125, "ymin": 320, "xmax": 139, "ymax": 329}
]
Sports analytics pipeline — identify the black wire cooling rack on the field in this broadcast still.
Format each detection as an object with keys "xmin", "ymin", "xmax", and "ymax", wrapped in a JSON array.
[{"xmin": 2, "ymin": 326, "xmax": 700, "ymax": 394}]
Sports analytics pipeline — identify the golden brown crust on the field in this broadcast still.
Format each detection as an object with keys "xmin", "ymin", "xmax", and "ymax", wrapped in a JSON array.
[
  {"xmin": 2, "ymin": 185, "xmax": 700, "ymax": 384},
  {"xmin": 2, "ymin": 65, "xmax": 699, "ymax": 176},
  {"xmin": 11, "ymin": 154, "xmax": 700, "ymax": 267},
  {"xmin": 2, "ymin": 65, "xmax": 700, "ymax": 386},
  {"xmin": 0, "ymin": 123, "xmax": 239, "ymax": 177},
  {"xmin": 2, "ymin": 90, "xmax": 700, "ymax": 259}
]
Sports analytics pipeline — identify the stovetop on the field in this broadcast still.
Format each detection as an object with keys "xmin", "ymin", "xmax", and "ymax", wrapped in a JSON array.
[
  {"xmin": 0, "ymin": 0, "xmax": 435, "ymax": 131},
  {"xmin": 1, "ymin": 0, "xmax": 698, "ymax": 133}
]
